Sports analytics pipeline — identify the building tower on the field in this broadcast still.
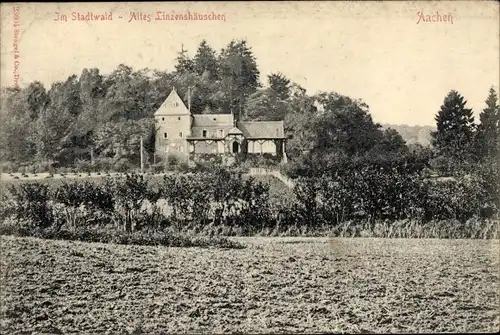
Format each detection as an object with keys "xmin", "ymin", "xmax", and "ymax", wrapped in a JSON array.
[{"xmin": 154, "ymin": 87, "xmax": 191, "ymax": 159}]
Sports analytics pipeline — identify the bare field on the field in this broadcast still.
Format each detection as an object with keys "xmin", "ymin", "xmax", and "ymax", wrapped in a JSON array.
[{"xmin": 1, "ymin": 236, "xmax": 498, "ymax": 334}]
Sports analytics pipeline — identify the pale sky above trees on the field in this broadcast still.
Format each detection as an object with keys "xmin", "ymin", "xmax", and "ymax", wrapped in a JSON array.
[{"xmin": 1, "ymin": 1, "xmax": 498, "ymax": 126}]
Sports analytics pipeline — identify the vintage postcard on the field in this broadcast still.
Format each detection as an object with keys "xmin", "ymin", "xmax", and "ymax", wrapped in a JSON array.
[{"xmin": 1, "ymin": 1, "xmax": 499, "ymax": 334}]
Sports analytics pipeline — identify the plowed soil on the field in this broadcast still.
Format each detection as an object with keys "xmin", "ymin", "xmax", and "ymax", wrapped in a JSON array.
[{"xmin": 1, "ymin": 236, "xmax": 498, "ymax": 334}]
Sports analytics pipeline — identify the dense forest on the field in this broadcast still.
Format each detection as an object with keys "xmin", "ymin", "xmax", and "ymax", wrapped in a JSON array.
[{"xmin": 0, "ymin": 39, "xmax": 498, "ymax": 178}]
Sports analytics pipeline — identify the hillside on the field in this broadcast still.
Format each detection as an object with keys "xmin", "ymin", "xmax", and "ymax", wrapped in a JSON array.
[{"xmin": 382, "ymin": 124, "xmax": 435, "ymax": 146}]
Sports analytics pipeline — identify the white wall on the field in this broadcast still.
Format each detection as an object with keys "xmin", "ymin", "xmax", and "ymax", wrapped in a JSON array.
[{"xmin": 248, "ymin": 140, "xmax": 276, "ymax": 154}]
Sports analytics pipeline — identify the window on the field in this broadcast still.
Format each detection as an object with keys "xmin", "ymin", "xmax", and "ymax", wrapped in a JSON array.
[
  {"xmin": 162, "ymin": 117, "xmax": 165, "ymax": 121},
  {"xmin": 163, "ymin": 132, "xmax": 168, "ymax": 139},
  {"xmin": 218, "ymin": 129, "xmax": 224, "ymax": 137},
  {"xmin": 173, "ymin": 102, "xmax": 179, "ymax": 107},
  {"xmin": 179, "ymin": 132, "xmax": 183, "ymax": 138},
  {"xmin": 213, "ymin": 118, "xmax": 217, "ymax": 121},
  {"xmin": 178, "ymin": 117, "xmax": 181, "ymax": 120},
  {"xmin": 202, "ymin": 129, "xmax": 208, "ymax": 138}
]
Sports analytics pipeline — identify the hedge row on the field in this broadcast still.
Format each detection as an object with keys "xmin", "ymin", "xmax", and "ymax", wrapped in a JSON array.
[{"xmin": 1, "ymin": 164, "xmax": 499, "ymax": 239}]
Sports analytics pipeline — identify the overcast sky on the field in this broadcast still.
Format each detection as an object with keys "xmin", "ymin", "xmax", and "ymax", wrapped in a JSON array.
[{"xmin": 1, "ymin": 1, "xmax": 498, "ymax": 126}]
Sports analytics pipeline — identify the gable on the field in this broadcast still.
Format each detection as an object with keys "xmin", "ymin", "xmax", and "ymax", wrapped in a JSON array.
[{"xmin": 154, "ymin": 88, "xmax": 190, "ymax": 116}]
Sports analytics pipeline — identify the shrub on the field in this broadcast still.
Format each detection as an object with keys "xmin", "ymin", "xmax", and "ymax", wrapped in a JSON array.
[
  {"xmin": 0, "ymin": 161, "xmax": 20, "ymax": 173},
  {"xmin": 114, "ymin": 158, "xmax": 134, "ymax": 173},
  {"xmin": 8, "ymin": 182, "xmax": 53, "ymax": 229},
  {"xmin": 111, "ymin": 173, "xmax": 149, "ymax": 232},
  {"xmin": 1, "ymin": 165, "xmax": 498, "ymax": 240},
  {"xmin": 74, "ymin": 159, "xmax": 92, "ymax": 173},
  {"xmin": 176, "ymin": 161, "xmax": 190, "ymax": 172},
  {"xmin": 0, "ymin": 224, "xmax": 245, "ymax": 248},
  {"xmin": 93, "ymin": 157, "xmax": 114, "ymax": 172},
  {"xmin": 151, "ymin": 163, "xmax": 164, "ymax": 173},
  {"xmin": 165, "ymin": 153, "xmax": 181, "ymax": 170}
]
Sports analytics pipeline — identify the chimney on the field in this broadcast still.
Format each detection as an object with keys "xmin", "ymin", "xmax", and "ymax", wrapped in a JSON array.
[{"xmin": 231, "ymin": 109, "xmax": 236, "ymax": 127}]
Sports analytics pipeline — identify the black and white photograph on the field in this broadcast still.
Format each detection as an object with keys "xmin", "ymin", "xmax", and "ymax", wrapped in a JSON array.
[{"xmin": 0, "ymin": 1, "xmax": 499, "ymax": 334}]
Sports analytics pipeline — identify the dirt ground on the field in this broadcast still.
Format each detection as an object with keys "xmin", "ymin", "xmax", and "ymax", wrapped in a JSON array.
[{"xmin": 1, "ymin": 236, "xmax": 498, "ymax": 334}]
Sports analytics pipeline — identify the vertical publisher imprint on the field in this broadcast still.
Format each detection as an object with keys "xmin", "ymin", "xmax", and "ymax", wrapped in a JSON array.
[{"xmin": 13, "ymin": 6, "xmax": 20, "ymax": 88}]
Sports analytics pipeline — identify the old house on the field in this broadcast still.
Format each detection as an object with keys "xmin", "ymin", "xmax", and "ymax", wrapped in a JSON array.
[{"xmin": 154, "ymin": 88, "xmax": 287, "ymax": 162}]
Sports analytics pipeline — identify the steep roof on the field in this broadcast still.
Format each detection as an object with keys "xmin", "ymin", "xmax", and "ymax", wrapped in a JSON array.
[
  {"xmin": 192, "ymin": 114, "xmax": 234, "ymax": 127},
  {"xmin": 237, "ymin": 121, "xmax": 286, "ymax": 139},
  {"xmin": 154, "ymin": 88, "xmax": 190, "ymax": 116},
  {"xmin": 187, "ymin": 121, "xmax": 286, "ymax": 140}
]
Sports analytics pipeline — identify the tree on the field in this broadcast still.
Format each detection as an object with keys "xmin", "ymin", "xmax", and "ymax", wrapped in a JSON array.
[
  {"xmin": 35, "ymin": 76, "xmax": 83, "ymax": 164},
  {"xmin": 282, "ymin": 89, "xmax": 393, "ymax": 164},
  {"xmin": 431, "ymin": 90, "xmax": 476, "ymax": 165},
  {"xmin": 93, "ymin": 119, "xmax": 154, "ymax": 165},
  {"xmin": 148, "ymin": 70, "xmax": 176, "ymax": 111},
  {"xmin": 283, "ymin": 83, "xmax": 318, "ymax": 158},
  {"xmin": 0, "ymin": 88, "xmax": 37, "ymax": 163},
  {"xmin": 476, "ymin": 87, "xmax": 500, "ymax": 160},
  {"xmin": 311, "ymin": 92, "xmax": 384, "ymax": 157},
  {"xmin": 244, "ymin": 88, "xmax": 291, "ymax": 121},
  {"xmin": 218, "ymin": 40, "xmax": 260, "ymax": 118},
  {"xmin": 193, "ymin": 40, "xmax": 219, "ymax": 79},
  {"xmin": 368, "ymin": 128, "xmax": 408, "ymax": 158},
  {"xmin": 268, "ymin": 72, "xmax": 291, "ymax": 101},
  {"xmin": 23, "ymin": 81, "xmax": 49, "ymax": 120},
  {"xmin": 175, "ymin": 45, "xmax": 195, "ymax": 74},
  {"xmin": 72, "ymin": 68, "xmax": 107, "ymax": 151},
  {"xmin": 100, "ymin": 65, "xmax": 152, "ymax": 120},
  {"xmin": 35, "ymin": 104, "xmax": 76, "ymax": 164},
  {"xmin": 144, "ymin": 120, "xmax": 157, "ymax": 161}
]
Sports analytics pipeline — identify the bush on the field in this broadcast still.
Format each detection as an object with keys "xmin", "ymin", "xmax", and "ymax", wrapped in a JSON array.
[
  {"xmin": 0, "ymin": 224, "xmax": 245, "ymax": 248},
  {"xmin": 1, "ymin": 167, "xmax": 498, "ymax": 240},
  {"xmin": 7, "ymin": 182, "xmax": 54, "ymax": 229},
  {"xmin": 151, "ymin": 163, "xmax": 164, "ymax": 173},
  {"xmin": 74, "ymin": 159, "xmax": 93, "ymax": 173},
  {"xmin": 176, "ymin": 161, "xmax": 190, "ymax": 172},
  {"xmin": 93, "ymin": 157, "xmax": 114, "ymax": 172},
  {"xmin": 0, "ymin": 161, "xmax": 20, "ymax": 173},
  {"xmin": 191, "ymin": 153, "xmax": 223, "ymax": 165},
  {"xmin": 113, "ymin": 158, "xmax": 135, "ymax": 173}
]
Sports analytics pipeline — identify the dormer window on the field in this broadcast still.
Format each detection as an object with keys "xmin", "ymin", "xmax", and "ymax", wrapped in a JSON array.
[{"xmin": 202, "ymin": 129, "xmax": 208, "ymax": 138}]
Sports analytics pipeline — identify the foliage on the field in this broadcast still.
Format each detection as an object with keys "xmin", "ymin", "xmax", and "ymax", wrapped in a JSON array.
[
  {"xmin": 193, "ymin": 40, "xmax": 219, "ymax": 80},
  {"xmin": 431, "ymin": 90, "xmax": 476, "ymax": 170},
  {"xmin": 7, "ymin": 182, "xmax": 53, "ymax": 229},
  {"xmin": 0, "ymin": 223, "xmax": 244, "ymax": 248},
  {"xmin": 268, "ymin": 72, "xmax": 291, "ymax": 101},
  {"xmin": 244, "ymin": 88, "xmax": 292, "ymax": 121},
  {"xmin": 476, "ymin": 87, "xmax": 500, "ymax": 161},
  {"xmin": 1, "ymin": 168, "xmax": 498, "ymax": 240}
]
